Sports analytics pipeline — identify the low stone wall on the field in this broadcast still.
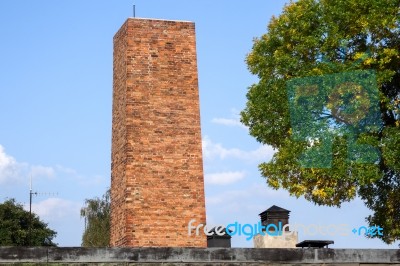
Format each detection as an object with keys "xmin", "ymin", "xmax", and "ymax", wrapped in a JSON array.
[{"xmin": 0, "ymin": 247, "xmax": 399, "ymax": 265}]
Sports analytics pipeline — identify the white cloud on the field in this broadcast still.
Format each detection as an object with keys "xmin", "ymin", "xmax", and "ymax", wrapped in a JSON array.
[
  {"xmin": 79, "ymin": 175, "xmax": 107, "ymax": 186},
  {"xmin": 211, "ymin": 118, "xmax": 247, "ymax": 129},
  {"xmin": 205, "ymin": 171, "xmax": 246, "ymax": 185},
  {"xmin": 206, "ymin": 189, "xmax": 250, "ymax": 205},
  {"xmin": 30, "ymin": 165, "xmax": 55, "ymax": 179},
  {"xmin": 206, "ymin": 183, "xmax": 289, "ymax": 206},
  {"xmin": 202, "ymin": 136, "xmax": 275, "ymax": 162},
  {"xmin": 0, "ymin": 145, "xmax": 22, "ymax": 184},
  {"xmin": 0, "ymin": 144, "xmax": 106, "ymax": 246},
  {"xmin": 56, "ymin": 165, "xmax": 107, "ymax": 187},
  {"xmin": 211, "ymin": 108, "xmax": 248, "ymax": 129},
  {"xmin": 28, "ymin": 198, "xmax": 81, "ymax": 221},
  {"xmin": 0, "ymin": 145, "xmax": 57, "ymax": 185},
  {"xmin": 0, "ymin": 145, "xmax": 106, "ymax": 190},
  {"xmin": 56, "ymin": 165, "xmax": 77, "ymax": 175}
]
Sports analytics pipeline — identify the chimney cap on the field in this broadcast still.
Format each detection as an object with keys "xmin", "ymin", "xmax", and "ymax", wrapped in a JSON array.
[{"xmin": 259, "ymin": 205, "xmax": 290, "ymax": 216}]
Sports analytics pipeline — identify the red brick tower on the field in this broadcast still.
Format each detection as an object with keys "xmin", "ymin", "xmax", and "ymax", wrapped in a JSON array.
[{"xmin": 110, "ymin": 18, "xmax": 206, "ymax": 247}]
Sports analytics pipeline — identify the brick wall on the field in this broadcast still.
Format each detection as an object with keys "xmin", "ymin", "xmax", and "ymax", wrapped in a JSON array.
[{"xmin": 110, "ymin": 18, "xmax": 206, "ymax": 247}]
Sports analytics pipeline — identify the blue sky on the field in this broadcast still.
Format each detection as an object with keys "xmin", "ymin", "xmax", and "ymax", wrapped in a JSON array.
[{"xmin": 0, "ymin": 0, "xmax": 397, "ymax": 248}]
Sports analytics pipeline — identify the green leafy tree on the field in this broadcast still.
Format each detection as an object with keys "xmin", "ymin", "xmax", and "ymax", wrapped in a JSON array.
[
  {"xmin": 0, "ymin": 199, "xmax": 57, "ymax": 246},
  {"xmin": 241, "ymin": 0, "xmax": 400, "ymax": 243},
  {"xmin": 80, "ymin": 189, "xmax": 110, "ymax": 247}
]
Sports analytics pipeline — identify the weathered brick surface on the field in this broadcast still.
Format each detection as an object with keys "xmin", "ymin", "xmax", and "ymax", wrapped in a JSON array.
[{"xmin": 110, "ymin": 18, "xmax": 206, "ymax": 247}]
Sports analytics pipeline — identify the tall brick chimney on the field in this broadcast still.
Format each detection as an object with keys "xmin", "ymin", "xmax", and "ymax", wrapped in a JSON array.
[{"xmin": 110, "ymin": 18, "xmax": 206, "ymax": 247}]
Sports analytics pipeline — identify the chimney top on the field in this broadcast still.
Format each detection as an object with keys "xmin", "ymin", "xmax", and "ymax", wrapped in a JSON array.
[{"xmin": 259, "ymin": 205, "xmax": 290, "ymax": 216}]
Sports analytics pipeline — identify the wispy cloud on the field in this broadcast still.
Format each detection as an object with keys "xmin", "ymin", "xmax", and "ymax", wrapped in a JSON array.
[
  {"xmin": 0, "ymin": 144, "xmax": 106, "ymax": 189},
  {"xmin": 202, "ymin": 136, "xmax": 275, "ymax": 162},
  {"xmin": 206, "ymin": 183, "xmax": 289, "ymax": 206},
  {"xmin": 211, "ymin": 118, "xmax": 247, "ymax": 129},
  {"xmin": 30, "ymin": 165, "xmax": 55, "ymax": 179},
  {"xmin": 205, "ymin": 171, "xmax": 246, "ymax": 185},
  {"xmin": 211, "ymin": 108, "xmax": 248, "ymax": 129},
  {"xmin": 56, "ymin": 165, "xmax": 107, "ymax": 187}
]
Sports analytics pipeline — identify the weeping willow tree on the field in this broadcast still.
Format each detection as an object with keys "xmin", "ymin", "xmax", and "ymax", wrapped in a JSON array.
[{"xmin": 80, "ymin": 189, "xmax": 110, "ymax": 247}]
